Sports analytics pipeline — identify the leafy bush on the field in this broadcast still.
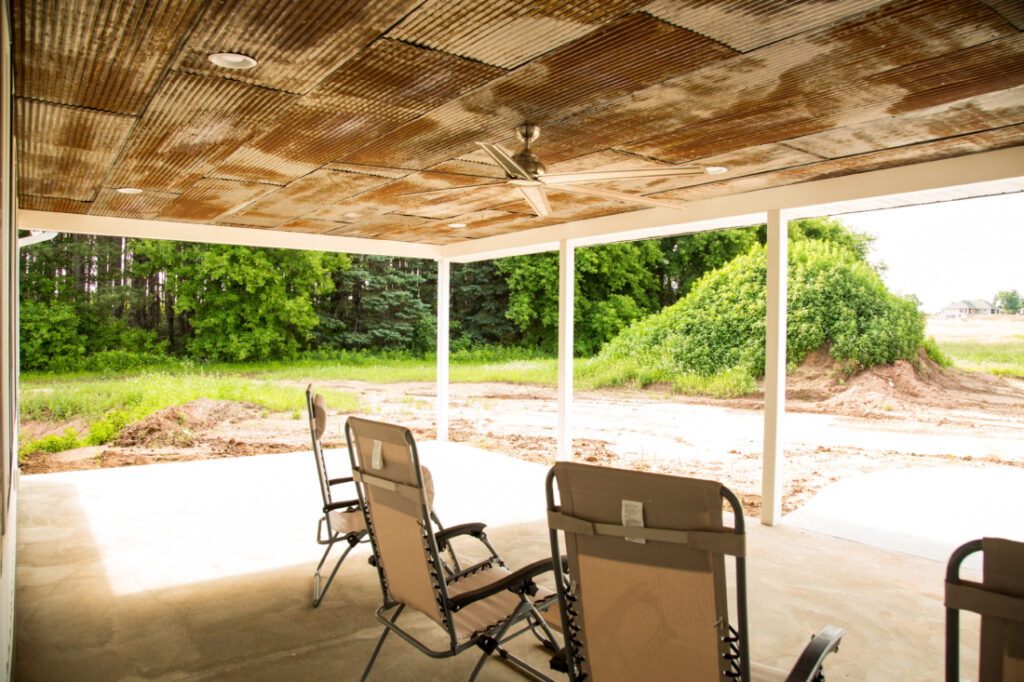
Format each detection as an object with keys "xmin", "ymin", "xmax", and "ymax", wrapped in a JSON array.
[
  {"xmin": 922, "ymin": 336, "xmax": 952, "ymax": 368},
  {"xmin": 19, "ymin": 428, "xmax": 82, "ymax": 460},
  {"xmin": 598, "ymin": 240, "xmax": 924, "ymax": 385},
  {"xmin": 19, "ymin": 299, "xmax": 87, "ymax": 371},
  {"xmin": 83, "ymin": 350, "xmax": 178, "ymax": 375}
]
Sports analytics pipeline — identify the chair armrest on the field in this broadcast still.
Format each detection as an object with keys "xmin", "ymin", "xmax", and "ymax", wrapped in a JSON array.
[
  {"xmin": 324, "ymin": 499, "xmax": 359, "ymax": 512},
  {"xmin": 447, "ymin": 557, "xmax": 555, "ymax": 612},
  {"xmin": 435, "ymin": 522, "xmax": 488, "ymax": 551},
  {"xmin": 328, "ymin": 477, "xmax": 353, "ymax": 486},
  {"xmin": 785, "ymin": 625, "xmax": 845, "ymax": 682}
]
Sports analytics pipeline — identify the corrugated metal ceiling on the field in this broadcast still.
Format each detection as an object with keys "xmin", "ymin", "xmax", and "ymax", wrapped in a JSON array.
[{"xmin": 12, "ymin": 0, "xmax": 1024, "ymax": 245}]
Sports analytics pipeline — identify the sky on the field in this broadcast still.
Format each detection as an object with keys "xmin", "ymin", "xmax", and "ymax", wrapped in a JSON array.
[{"xmin": 838, "ymin": 193, "xmax": 1024, "ymax": 313}]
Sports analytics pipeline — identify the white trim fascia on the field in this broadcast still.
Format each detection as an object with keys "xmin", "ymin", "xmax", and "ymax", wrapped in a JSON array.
[
  {"xmin": 16, "ymin": 231, "xmax": 58, "ymax": 248},
  {"xmin": 15, "ymin": 211, "xmax": 443, "ymax": 259},
  {"xmin": 442, "ymin": 146, "xmax": 1024, "ymax": 263}
]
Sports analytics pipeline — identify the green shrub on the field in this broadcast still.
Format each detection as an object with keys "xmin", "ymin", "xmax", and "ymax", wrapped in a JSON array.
[
  {"xmin": 598, "ymin": 240, "xmax": 924, "ymax": 386},
  {"xmin": 19, "ymin": 299, "xmax": 87, "ymax": 371},
  {"xmin": 19, "ymin": 428, "xmax": 82, "ymax": 460},
  {"xmin": 83, "ymin": 350, "xmax": 178, "ymax": 375},
  {"xmin": 922, "ymin": 336, "xmax": 952, "ymax": 368}
]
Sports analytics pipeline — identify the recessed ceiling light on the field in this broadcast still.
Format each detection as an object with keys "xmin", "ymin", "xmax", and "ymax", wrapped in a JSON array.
[
  {"xmin": 115, "ymin": 187, "xmax": 143, "ymax": 194},
  {"xmin": 343, "ymin": 212, "xmax": 360, "ymax": 219},
  {"xmin": 705, "ymin": 166, "xmax": 728, "ymax": 175},
  {"xmin": 208, "ymin": 52, "xmax": 258, "ymax": 70},
  {"xmin": 448, "ymin": 222, "xmax": 467, "ymax": 228}
]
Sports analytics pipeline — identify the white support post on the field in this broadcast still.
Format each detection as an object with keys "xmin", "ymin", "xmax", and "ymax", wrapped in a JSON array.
[
  {"xmin": 557, "ymin": 240, "xmax": 575, "ymax": 461},
  {"xmin": 436, "ymin": 258, "xmax": 450, "ymax": 442},
  {"xmin": 761, "ymin": 209, "xmax": 788, "ymax": 526}
]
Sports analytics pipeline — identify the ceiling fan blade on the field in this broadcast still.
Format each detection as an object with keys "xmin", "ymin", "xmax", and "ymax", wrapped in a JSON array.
[
  {"xmin": 549, "ymin": 184, "xmax": 687, "ymax": 212},
  {"xmin": 399, "ymin": 182, "xmax": 506, "ymax": 197},
  {"xmin": 476, "ymin": 141, "xmax": 533, "ymax": 180},
  {"xmin": 539, "ymin": 166, "xmax": 707, "ymax": 185},
  {"xmin": 516, "ymin": 184, "xmax": 551, "ymax": 216}
]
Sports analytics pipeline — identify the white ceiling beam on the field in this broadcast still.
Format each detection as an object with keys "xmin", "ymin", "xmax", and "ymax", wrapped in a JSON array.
[
  {"xmin": 442, "ymin": 146, "xmax": 1024, "ymax": 263},
  {"xmin": 15, "ymin": 211, "xmax": 443, "ymax": 259}
]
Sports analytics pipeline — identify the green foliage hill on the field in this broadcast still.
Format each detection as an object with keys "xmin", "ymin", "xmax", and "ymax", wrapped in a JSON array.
[{"xmin": 598, "ymin": 239, "xmax": 924, "ymax": 387}]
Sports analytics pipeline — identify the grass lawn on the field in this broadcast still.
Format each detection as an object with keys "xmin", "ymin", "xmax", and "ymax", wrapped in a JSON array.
[
  {"xmin": 926, "ymin": 315, "xmax": 1024, "ymax": 377},
  {"xmin": 936, "ymin": 340, "xmax": 1024, "ymax": 376}
]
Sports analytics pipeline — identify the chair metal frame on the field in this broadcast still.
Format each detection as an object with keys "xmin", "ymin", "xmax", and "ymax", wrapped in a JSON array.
[
  {"xmin": 346, "ymin": 416, "xmax": 561, "ymax": 681},
  {"xmin": 306, "ymin": 385, "xmax": 369, "ymax": 607}
]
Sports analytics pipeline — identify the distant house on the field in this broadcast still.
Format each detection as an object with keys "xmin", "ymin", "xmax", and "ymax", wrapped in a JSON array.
[{"xmin": 940, "ymin": 300, "xmax": 1000, "ymax": 318}]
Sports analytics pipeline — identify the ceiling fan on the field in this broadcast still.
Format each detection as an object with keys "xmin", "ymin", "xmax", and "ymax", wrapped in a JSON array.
[{"xmin": 408, "ymin": 124, "xmax": 727, "ymax": 217}]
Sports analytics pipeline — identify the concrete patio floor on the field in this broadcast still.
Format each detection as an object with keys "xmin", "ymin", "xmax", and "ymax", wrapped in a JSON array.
[{"xmin": 14, "ymin": 444, "xmax": 984, "ymax": 680}]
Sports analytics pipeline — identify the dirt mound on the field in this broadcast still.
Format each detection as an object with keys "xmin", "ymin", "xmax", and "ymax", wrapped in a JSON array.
[
  {"xmin": 788, "ymin": 348, "xmax": 1024, "ymax": 420},
  {"xmin": 115, "ymin": 399, "xmax": 262, "ymax": 447}
]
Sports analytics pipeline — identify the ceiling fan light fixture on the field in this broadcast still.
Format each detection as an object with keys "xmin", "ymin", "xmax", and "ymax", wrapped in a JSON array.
[
  {"xmin": 705, "ymin": 166, "xmax": 728, "ymax": 175},
  {"xmin": 208, "ymin": 52, "xmax": 258, "ymax": 70},
  {"xmin": 115, "ymin": 187, "xmax": 143, "ymax": 194}
]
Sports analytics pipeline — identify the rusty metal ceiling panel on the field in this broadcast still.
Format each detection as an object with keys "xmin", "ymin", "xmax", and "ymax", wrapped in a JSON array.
[
  {"xmin": 89, "ymin": 187, "xmax": 181, "ymax": 220},
  {"xmin": 210, "ymin": 39, "xmax": 503, "ymax": 181},
  {"xmin": 16, "ymin": 99, "xmax": 136, "ymax": 201},
  {"xmin": 313, "ymin": 39, "xmax": 505, "ymax": 113},
  {"xmin": 325, "ymin": 214, "xmax": 438, "ymax": 239},
  {"xmin": 597, "ymin": 144, "xmax": 822, "ymax": 196},
  {"xmin": 869, "ymin": 33, "xmax": 1024, "ymax": 115},
  {"xmin": 16, "ymin": 195, "xmax": 91, "ymax": 214},
  {"xmin": 325, "ymin": 164, "xmax": 413, "ymax": 179},
  {"xmin": 312, "ymin": 169, "xmax": 504, "ymax": 223},
  {"xmin": 210, "ymin": 148, "xmax": 320, "ymax": 186},
  {"xmin": 386, "ymin": 0, "xmax": 648, "ymax": 69},
  {"xmin": 655, "ymin": 124, "xmax": 1024, "ymax": 203},
  {"xmin": 171, "ymin": 0, "xmax": 421, "ymax": 94},
  {"xmin": 224, "ymin": 169, "xmax": 392, "ymax": 227},
  {"xmin": 439, "ymin": 210, "xmax": 544, "ymax": 239},
  {"xmin": 13, "ymin": 0, "xmax": 205, "ymax": 114},
  {"xmin": 273, "ymin": 219, "xmax": 350, "ymax": 235},
  {"xmin": 643, "ymin": 0, "xmax": 892, "ymax": 52},
  {"xmin": 11, "ymin": 0, "xmax": 1024, "ymax": 248},
  {"xmin": 159, "ymin": 179, "xmax": 277, "ymax": 222},
  {"xmin": 982, "ymin": 0, "xmax": 1024, "ymax": 29},
  {"xmin": 106, "ymin": 71, "xmax": 300, "ymax": 193},
  {"xmin": 788, "ymin": 87, "xmax": 1024, "ymax": 159},
  {"xmin": 613, "ymin": 0, "xmax": 1016, "ymax": 163},
  {"xmin": 342, "ymin": 12, "xmax": 737, "ymax": 168}
]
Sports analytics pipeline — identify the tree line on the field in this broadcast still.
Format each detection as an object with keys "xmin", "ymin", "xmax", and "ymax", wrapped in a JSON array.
[{"xmin": 18, "ymin": 218, "xmax": 871, "ymax": 371}]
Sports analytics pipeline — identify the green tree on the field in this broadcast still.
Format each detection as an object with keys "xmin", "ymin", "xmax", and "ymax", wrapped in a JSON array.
[
  {"xmin": 451, "ymin": 261, "xmax": 516, "ymax": 347},
  {"xmin": 497, "ymin": 241, "xmax": 662, "ymax": 355},
  {"xmin": 654, "ymin": 228, "xmax": 760, "ymax": 305},
  {"xmin": 994, "ymin": 290, "xmax": 1022, "ymax": 314},
  {"xmin": 168, "ymin": 244, "xmax": 336, "ymax": 361},
  {"xmin": 19, "ymin": 299, "xmax": 87, "ymax": 371},
  {"xmin": 315, "ymin": 255, "xmax": 432, "ymax": 351}
]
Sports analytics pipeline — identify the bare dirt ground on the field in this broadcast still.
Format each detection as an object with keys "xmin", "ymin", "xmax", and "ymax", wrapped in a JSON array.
[{"xmin": 20, "ymin": 317, "xmax": 1024, "ymax": 516}]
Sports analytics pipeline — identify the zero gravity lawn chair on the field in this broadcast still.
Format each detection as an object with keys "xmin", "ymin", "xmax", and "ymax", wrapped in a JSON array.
[
  {"xmin": 305, "ymin": 385, "xmax": 453, "ymax": 607},
  {"xmin": 545, "ymin": 462, "xmax": 845, "ymax": 681},
  {"xmin": 346, "ymin": 415, "xmax": 562, "ymax": 681},
  {"xmin": 945, "ymin": 537, "xmax": 1024, "ymax": 681}
]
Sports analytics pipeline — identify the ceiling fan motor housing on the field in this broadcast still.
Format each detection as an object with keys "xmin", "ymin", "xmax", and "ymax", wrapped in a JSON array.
[{"xmin": 513, "ymin": 149, "xmax": 545, "ymax": 176}]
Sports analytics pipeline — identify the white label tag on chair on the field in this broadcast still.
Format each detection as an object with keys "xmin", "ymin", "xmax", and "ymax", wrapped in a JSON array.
[
  {"xmin": 371, "ymin": 440, "xmax": 383, "ymax": 470},
  {"xmin": 621, "ymin": 499, "xmax": 645, "ymax": 544}
]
